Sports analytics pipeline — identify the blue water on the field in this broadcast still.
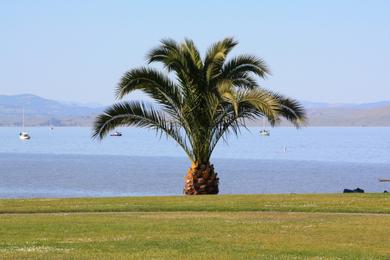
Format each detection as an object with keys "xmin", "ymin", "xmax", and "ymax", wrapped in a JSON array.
[{"xmin": 0, "ymin": 127, "xmax": 389, "ymax": 197}]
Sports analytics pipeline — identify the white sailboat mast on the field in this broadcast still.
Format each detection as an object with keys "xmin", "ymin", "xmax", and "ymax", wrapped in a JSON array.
[{"xmin": 22, "ymin": 107, "xmax": 25, "ymax": 129}]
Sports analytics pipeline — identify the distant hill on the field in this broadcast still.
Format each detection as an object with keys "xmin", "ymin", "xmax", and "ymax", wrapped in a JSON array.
[
  {"xmin": 304, "ymin": 105, "xmax": 390, "ymax": 126},
  {"xmin": 1, "ymin": 94, "xmax": 390, "ymax": 127},
  {"xmin": 301, "ymin": 100, "xmax": 390, "ymax": 109},
  {"xmin": 295, "ymin": 100, "xmax": 389, "ymax": 126},
  {"xmin": 0, "ymin": 94, "xmax": 102, "ymax": 116},
  {"xmin": 0, "ymin": 94, "xmax": 103, "ymax": 126}
]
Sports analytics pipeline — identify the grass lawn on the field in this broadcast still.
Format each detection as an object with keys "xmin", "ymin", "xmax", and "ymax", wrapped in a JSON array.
[{"xmin": 0, "ymin": 194, "xmax": 389, "ymax": 259}]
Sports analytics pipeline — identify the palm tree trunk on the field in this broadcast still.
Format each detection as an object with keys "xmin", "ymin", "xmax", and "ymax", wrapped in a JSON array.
[{"xmin": 183, "ymin": 163, "xmax": 219, "ymax": 195}]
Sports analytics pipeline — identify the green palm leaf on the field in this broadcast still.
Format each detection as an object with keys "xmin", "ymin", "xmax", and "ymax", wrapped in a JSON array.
[{"xmin": 92, "ymin": 101, "xmax": 192, "ymax": 160}]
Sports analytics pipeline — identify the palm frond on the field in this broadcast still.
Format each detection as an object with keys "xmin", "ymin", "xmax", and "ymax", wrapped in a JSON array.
[
  {"xmin": 209, "ymin": 104, "xmax": 258, "ymax": 156},
  {"xmin": 116, "ymin": 67, "xmax": 183, "ymax": 118},
  {"xmin": 147, "ymin": 38, "xmax": 179, "ymax": 64},
  {"xmin": 147, "ymin": 39, "xmax": 188, "ymax": 76},
  {"xmin": 204, "ymin": 37, "xmax": 238, "ymax": 83},
  {"xmin": 272, "ymin": 93, "xmax": 307, "ymax": 127},
  {"xmin": 217, "ymin": 82, "xmax": 239, "ymax": 115},
  {"xmin": 92, "ymin": 101, "xmax": 193, "ymax": 160},
  {"xmin": 235, "ymin": 88, "xmax": 281, "ymax": 123},
  {"xmin": 220, "ymin": 55, "xmax": 270, "ymax": 85},
  {"xmin": 182, "ymin": 38, "xmax": 203, "ymax": 70}
]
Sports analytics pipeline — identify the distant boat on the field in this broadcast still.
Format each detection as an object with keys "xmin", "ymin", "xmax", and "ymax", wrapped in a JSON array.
[
  {"xmin": 260, "ymin": 118, "xmax": 270, "ymax": 136},
  {"xmin": 110, "ymin": 131, "xmax": 122, "ymax": 137},
  {"xmin": 260, "ymin": 129, "xmax": 270, "ymax": 136},
  {"xmin": 19, "ymin": 132, "xmax": 31, "ymax": 140},
  {"xmin": 19, "ymin": 108, "xmax": 31, "ymax": 140}
]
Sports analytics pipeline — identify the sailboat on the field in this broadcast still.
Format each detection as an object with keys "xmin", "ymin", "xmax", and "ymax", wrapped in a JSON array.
[
  {"xmin": 19, "ymin": 108, "xmax": 31, "ymax": 140},
  {"xmin": 260, "ymin": 117, "xmax": 270, "ymax": 136},
  {"xmin": 110, "ymin": 131, "xmax": 122, "ymax": 137}
]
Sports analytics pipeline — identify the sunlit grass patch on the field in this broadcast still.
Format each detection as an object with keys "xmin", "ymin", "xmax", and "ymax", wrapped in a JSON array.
[{"xmin": 0, "ymin": 194, "xmax": 389, "ymax": 259}]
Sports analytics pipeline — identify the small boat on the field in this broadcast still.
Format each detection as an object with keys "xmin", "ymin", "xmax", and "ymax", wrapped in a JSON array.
[
  {"xmin": 19, "ymin": 132, "xmax": 31, "ymax": 140},
  {"xmin": 110, "ymin": 131, "xmax": 122, "ymax": 137},
  {"xmin": 379, "ymin": 179, "xmax": 390, "ymax": 182},
  {"xmin": 19, "ymin": 108, "xmax": 31, "ymax": 140},
  {"xmin": 260, "ymin": 129, "xmax": 270, "ymax": 136},
  {"xmin": 260, "ymin": 118, "xmax": 270, "ymax": 136}
]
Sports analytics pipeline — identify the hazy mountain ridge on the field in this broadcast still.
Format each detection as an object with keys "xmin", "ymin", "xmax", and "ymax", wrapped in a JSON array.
[
  {"xmin": 1, "ymin": 94, "xmax": 390, "ymax": 126},
  {"xmin": 302, "ymin": 100, "xmax": 390, "ymax": 109},
  {"xmin": 0, "ymin": 94, "xmax": 101, "ymax": 126},
  {"xmin": 0, "ymin": 94, "xmax": 101, "ymax": 116},
  {"xmin": 304, "ymin": 105, "xmax": 390, "ymax": 126}
]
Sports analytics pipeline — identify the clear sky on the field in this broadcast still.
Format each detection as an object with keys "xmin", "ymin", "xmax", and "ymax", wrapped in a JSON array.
[{"xmin": 1, "ymin": 0, "xmax": 389, "ymax": 105}]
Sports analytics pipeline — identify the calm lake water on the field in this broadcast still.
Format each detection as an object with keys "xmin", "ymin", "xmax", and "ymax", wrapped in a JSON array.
[{"xmin": 0, "ymin": 127, "xmax": 389, "ymax": 198}]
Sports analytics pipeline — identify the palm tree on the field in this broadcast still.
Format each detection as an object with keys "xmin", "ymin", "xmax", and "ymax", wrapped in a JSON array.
[{"xmin": 93, "ymin": 38, "xmax": 306, "ymax": 195}]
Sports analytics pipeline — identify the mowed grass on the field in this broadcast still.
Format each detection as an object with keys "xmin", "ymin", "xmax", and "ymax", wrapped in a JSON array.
[
  {"xmin": 0, "ymin": 194, "xmax": 389, "ymax": 259},
  {"xmin": 1, "ymin": 193, "xmax": 390, "ymax": 214}
]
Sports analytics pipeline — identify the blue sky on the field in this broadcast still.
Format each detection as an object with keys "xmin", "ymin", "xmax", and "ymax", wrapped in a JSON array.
[{"xmin": 0, "ymin": 0, "xmax": 389, "ymax": 104}]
